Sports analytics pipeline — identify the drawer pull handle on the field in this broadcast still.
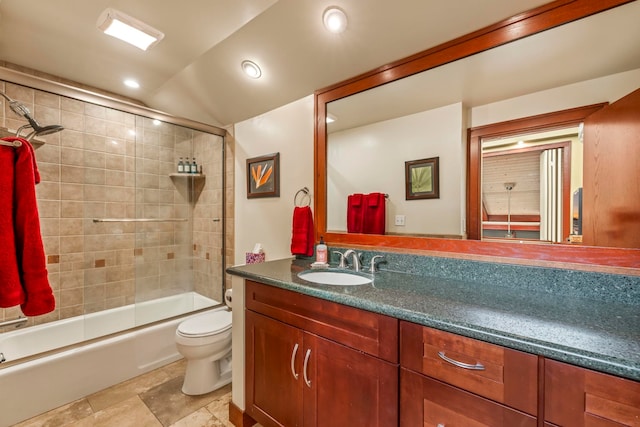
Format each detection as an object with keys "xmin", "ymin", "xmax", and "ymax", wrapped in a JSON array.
[
  {"xmin": 438, "ymin": 351, "xmax": 485, "ymax": 371},
  {"xmin": 291, "ymin": 343, "xmax": 299, "ymax": 380},
  {"xmin": 303, "ymin": 349, "xmax": 312, "ymax": 388}
]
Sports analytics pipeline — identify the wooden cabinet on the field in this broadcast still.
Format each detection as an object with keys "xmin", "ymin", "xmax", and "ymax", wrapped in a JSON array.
[
  {"xmin": 545, "ymin": 359, "xmax": 640, "ymax": 426},
  {"xmin": 401, "ymin": 368, "xmax": 537, "ymax": 427},
  {"xmin": 400, "ymin": 320, "xmax": 539, "ymax": 426},
  {"xmin": 245, "ymin": 280, "xmax": 398, "ymax": 427},
  {"xmin": 242, "ymin": 280, "xmax": 640, "ymax": 427}
]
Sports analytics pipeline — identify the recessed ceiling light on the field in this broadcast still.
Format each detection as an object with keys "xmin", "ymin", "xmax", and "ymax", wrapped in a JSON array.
[
  {"xmin": 323, "ymin": 7, "xmax": 348, "ymax": 34},
  {"xmin": 97, "ymin": 8, "xmax": 164, "ymax": 51},
  {"xmin": 241, "ymin": 60, "xmax": 262, "ymax": 79},
  {"xmin": 124, "ymin": 79, "xmax": 140, "ymax": 89}
]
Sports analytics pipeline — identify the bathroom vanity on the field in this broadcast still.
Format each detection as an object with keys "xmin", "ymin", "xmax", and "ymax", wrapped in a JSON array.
[{"xmin": 228, "ymin": 256, "xmax": 640, "ymax": 427}]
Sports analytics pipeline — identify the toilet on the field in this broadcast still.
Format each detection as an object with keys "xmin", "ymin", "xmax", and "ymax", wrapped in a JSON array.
[{"xmin": 175, "ymin": 308, "xmax": 232, "ymax": 395}]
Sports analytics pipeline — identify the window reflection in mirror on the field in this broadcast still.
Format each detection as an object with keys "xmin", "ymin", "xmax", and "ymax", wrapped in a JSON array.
[{"xmin": 481, "ymin": 127, "xmax": 580, "ymax": 243}]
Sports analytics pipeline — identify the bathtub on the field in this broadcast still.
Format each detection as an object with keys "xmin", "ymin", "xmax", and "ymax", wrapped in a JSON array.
[{"xmin": 0, "ymin": 292, "xmax": 223, "ymax": 427}]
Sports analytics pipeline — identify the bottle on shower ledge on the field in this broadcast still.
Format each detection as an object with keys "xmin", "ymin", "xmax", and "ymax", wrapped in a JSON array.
[
  {"xmin": 178, "ymin": 157, "xmax": 185, "ymax": 173},
  {"xmin": 191, "ymin": 157, "xmax": 198, "ymax": 174}
]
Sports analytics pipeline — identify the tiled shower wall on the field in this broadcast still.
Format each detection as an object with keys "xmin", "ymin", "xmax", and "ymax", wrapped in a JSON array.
[{"xmin": 1, "ymin": 79, "xmax": 232, "ymax": 328}]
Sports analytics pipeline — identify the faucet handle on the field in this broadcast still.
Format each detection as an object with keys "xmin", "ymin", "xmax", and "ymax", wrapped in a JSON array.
[
  {"xmin": 368, "ymin": 255, "xmax": 385, "ymax": 273},
  {"xmin": 333, "ymin": 251, "xmax": 347, "ymax": 268}
]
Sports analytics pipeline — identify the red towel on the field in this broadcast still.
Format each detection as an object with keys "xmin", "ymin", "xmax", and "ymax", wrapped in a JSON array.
[
  {"xmin": 363, "ymin": 192, "xmax": 386, "ymax": 234},
  {"xmin": 347, "ymin": 193, "xmax": 364, "ymax": 233},
  {"xmin": 290, "ymin": 206, "xmax": 314, "ymax": 257},
  {"xmin": 0, "ymin": 137, "xmax": 55, "ymax": 316}
]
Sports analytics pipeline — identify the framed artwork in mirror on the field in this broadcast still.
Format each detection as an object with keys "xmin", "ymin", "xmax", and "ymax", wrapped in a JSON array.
[
  {"xmin": 247, "ymin": 152, "xmax": 280, "ymax": 198},
  {"xmin": 405, "ymin": 157, "xmax": 439, "ymax": 200}
]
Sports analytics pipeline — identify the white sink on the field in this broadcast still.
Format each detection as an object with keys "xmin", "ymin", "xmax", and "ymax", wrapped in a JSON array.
[{"xmin": 297, "ymin": 270, "xmax": 372, "ymax": 286}]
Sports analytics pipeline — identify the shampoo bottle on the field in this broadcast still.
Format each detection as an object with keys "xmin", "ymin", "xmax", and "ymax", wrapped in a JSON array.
[{"xmin": 316, "ymin": 236, "xmax": 328, "ymax": 264}]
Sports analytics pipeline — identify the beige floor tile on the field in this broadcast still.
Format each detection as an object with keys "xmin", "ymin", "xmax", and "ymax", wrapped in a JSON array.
[
  {"xmin": 205, "ymin": 391, "xmax": 232, "ymax": 424},
  {"xmin": 72, "ymin": 396, "xmax": 162, "ymax": 427},
  {"xmin": 169, "ymin": 408, "xmax": 225, "ymax": 427},
  {"xmin": 87, "ymin": 359, "xmax": 186, "ymax": 412},
  {"xmin": 12, "ymin": 398, "xmax": 93, "ymax": 427},
  {"xmin": 140, "ymin": 377, "xmax": 230, "ymax": 426}
]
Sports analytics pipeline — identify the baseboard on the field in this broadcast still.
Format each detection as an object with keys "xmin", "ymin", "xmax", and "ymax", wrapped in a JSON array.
[{"xmin": 229, "ymin": 401, "xmax": 257, "ymax": 427}]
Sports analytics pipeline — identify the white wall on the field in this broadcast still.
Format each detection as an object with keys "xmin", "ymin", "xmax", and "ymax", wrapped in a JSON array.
[
  {"xmin": 230, "ymin": 95, "xmax": 314, "ymax": 410},
  {"xmin": 470, "ymin": 69, "xmax": 640, "ymax": 127},
  {"xmin": 327, "ymin": 102, "xmax": 466, "ymax": 236}
]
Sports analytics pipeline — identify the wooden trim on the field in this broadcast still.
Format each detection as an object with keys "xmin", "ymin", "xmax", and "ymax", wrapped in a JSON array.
[
  {"xmin": 229, "ymin": 401, "xmax": 257, "ymax": 427},
  {"xmin": 486, "ymin": 214, "xmax": 541, "ymax": 222},
  {"xmin": 313, "ymin": 0, "xmax": 638, "ymax": 271}
]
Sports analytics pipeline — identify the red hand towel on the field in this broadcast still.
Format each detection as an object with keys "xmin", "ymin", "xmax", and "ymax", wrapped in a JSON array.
[
  {"xmin": 347, "ymin": 193, "xmax": 364, "ymax": 233},
  {"xmin": 290, "ymin": 206, "xmax": 314, "ymax": 257},
  {"xmin": 363, "ymin": 192, "xmax": 386, "ymax": 235},
  {"xmin": 1, "ymin": 137, "xmax": 55, "ymax": 316}
]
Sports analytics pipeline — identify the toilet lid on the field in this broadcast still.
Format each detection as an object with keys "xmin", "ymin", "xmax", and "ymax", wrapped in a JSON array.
[{"xmin": 177, "ymin": 310, "xmax": 232, "ymax": 337}]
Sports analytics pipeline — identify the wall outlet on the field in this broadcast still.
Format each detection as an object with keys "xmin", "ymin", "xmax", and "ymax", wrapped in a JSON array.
[{"xmin": 394, "ymin": 215, "xmax": 405, "ymax": 226}]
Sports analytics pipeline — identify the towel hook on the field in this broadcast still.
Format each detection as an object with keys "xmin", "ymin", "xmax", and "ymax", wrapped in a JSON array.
[{"xmin": 294, "ymin": 187, "xmax": 311, "ymax": 207}]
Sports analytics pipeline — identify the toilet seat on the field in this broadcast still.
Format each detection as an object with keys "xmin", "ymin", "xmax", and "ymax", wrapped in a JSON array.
[{"xmin": 177, "ymin": 310, "xmax": 232, "ymax": 338}]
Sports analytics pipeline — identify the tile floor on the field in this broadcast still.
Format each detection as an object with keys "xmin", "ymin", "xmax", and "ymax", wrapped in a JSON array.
[{"xmin": 12, "ymin": 359, "xmax": 252, "ymax": 427}]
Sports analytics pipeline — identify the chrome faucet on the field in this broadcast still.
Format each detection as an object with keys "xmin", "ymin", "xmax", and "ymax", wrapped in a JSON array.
[
  {"xmin": 368, "ymin": 255, "xmax": 385, "ymax": 273},
  {"xmin": 332, "ymin": 251, "xmax": 348, "ymax": 268},
  {"xmin": 342, "ymin": 249, "xmax": 362, "ymax": 272}
]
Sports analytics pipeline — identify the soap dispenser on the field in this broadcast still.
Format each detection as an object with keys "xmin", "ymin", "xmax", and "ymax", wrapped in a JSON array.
[{"xmin": 316, "ymin": 236, "xmax": 328, "ymax": 264}]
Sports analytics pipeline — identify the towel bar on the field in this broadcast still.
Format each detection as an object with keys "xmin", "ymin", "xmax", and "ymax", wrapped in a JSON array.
[
  {"xmin": 93, "ymin": 218, "xmax": 188, "ymax": 223},
  {"xmin": 0, "ymin": 316, "xmax": 28, "ymax": 328}
]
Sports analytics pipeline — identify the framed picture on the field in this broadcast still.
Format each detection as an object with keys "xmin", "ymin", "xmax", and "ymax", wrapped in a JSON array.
[
  {"xmin": 247, "ymin": 153, "xmax": 280, "ymax": 198},
  {"xmin": 405, "ymin": 156, "xmax": 439, "ymax": 200}
]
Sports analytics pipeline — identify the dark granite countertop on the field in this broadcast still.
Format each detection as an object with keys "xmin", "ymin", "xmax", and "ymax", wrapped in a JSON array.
[{"xmin": 227, "ymin": 257, "xmax": 640, "ymax": 382}]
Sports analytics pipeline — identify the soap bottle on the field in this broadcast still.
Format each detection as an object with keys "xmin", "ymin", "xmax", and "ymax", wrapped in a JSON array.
[
  {"xmin": 191, "ymin": 157, "xmax": 198, "ymax": 174},
  {"xmin": 316, "ymin": 236, "xmax": 328, "ymax": 264},
  {"xmin": 177, "ymin": 157, "xmax": 184, "ymax": 173}
]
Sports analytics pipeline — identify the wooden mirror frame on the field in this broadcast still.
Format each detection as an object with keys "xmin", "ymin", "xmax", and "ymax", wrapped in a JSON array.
[{"xmin": 314, "ymin": 0, "xmax": 639, "ymax": 270}]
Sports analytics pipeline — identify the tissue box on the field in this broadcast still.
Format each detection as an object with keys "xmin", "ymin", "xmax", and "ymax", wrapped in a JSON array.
[{"xmin": 246, "ymin": 252, "xmax": 265, "ymax": 264}]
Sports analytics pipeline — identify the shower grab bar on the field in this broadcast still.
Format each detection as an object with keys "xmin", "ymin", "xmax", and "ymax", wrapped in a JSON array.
[
  {"xmin": 0, "ymin": 316, "xmax": 28, "ymax": 328},
  {"xmin": 93, "ymin": 218, "xmax": 188, "ymax": 223}
]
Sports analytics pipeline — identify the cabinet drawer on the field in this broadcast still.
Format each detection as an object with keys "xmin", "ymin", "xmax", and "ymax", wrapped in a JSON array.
[
  {"xmin": 400, "ymin": 320, "xmax": 538, "ymax": 415},
  {"xmin": 246, "ymin": 280, "xmax": 398, "ymax": 363},
  {"xmin": 545, "ymin": 359, "xmax": 640, "ymax": 426},
  {"xmin": 401, "ymin": 368, "xmax": 537, "ymax": 427}
]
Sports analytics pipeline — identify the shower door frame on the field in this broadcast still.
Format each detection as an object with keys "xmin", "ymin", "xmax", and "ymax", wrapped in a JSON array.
[{"xmin": 0, "ymin": 66, "xmax": 229, "ymax": 329}]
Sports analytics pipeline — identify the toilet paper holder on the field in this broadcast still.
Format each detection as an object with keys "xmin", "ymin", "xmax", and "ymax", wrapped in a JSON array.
[{"xmin": 224, "ymin": 289, "xmax": 233, "ymax": 308}]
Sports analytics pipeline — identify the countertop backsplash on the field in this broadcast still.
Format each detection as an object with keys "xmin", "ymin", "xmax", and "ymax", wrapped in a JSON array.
[{"xmin": 329, "ymin": 246, "xmax": 640, "ymax": 305}]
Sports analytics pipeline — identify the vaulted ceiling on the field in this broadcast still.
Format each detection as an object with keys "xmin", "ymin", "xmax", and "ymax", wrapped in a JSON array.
[{"xmin": 0, "ymin": 0, "xmax": 551, "ymax": 127}]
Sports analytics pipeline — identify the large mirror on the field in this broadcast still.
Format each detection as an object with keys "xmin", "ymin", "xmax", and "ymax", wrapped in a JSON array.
[{"xmin": 315, "ymin": 0, "xmax": 640, "ymax": 266}]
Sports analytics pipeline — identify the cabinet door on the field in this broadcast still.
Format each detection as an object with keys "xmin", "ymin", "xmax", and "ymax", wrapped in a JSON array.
[
  {"xmin": 401, "ymin": 368, "xmax": 537, "ymax": 427},
  {"xmin": 545, "ymin": 359, "xmax": 640, "ymax": 426},
  {"xmin": 303, "ymin": 333, "xmax": 398, "ymax": 427},
  {"xmin": 246, "ymin": 310, "xmax": 304, "ymax": 427}
]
